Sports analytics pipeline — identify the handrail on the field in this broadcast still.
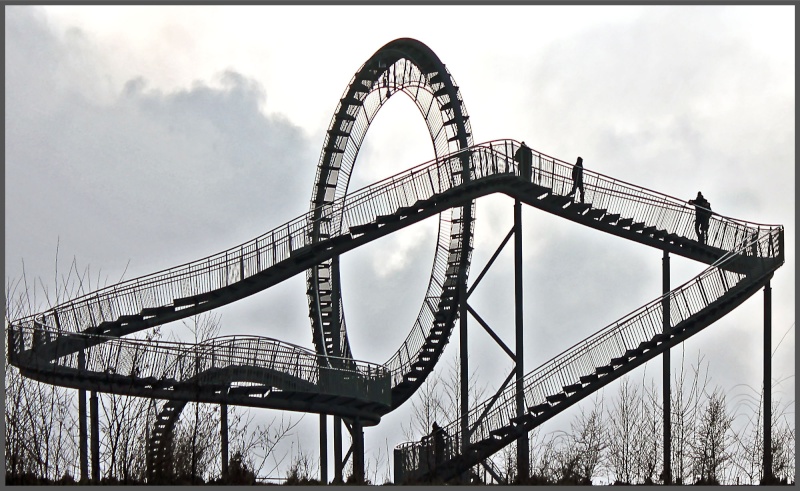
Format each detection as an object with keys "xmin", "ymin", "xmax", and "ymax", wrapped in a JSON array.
[
  {"xmin": 10, "ymin": 140, "xmax": 780, "ymax": 339},
  {"xmin": 6, "ymin": 137, "xmax": 785, "ymax": 480},
  {"xmin": 10, "ymin": 325, "xmax": 391, "ymax": 405},
  {"xmin": 393, "ymin": 226, "xmax": 782, "ymax": 478},
  {"xmin": 8, "ymin": 140, "xmax": 783, "ymax": 401}
]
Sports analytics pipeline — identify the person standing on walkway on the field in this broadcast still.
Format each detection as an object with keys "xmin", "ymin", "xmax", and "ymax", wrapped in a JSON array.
[
  {"xmin": 431, "ymin": 421, "xmax": 447, "ymax": 465},
  {"xmin": 688, "ymin": 191, "xmax": 711, "ymax": 244},
  {"xmin": 514, "ymin": 141, "xmax": 534, "ymax": 182},
  {"xmin": 567, "ymin": 156, "xmax": 585, "ymax": 203}
]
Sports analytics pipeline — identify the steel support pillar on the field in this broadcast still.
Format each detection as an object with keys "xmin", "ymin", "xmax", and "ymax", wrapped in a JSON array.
[
  {"xmin": 763, "ymin": 281, "xmax": 773, "ymax": 482},
  {"xmin": 331, "ymin": 255, "xmax": 342, "ymax": 360},
  {"xmin": 320, "ymin": 414, "xmax": 328, "ymax": 483},
  {"xmin": 221, "ymin": 403, "xmax": 228, "ymax": 478},
  {"xmin": 90, "ymin": 390, "xmax": 100, "ymax": 482},
  {"xmin": 352, "ymin": 418, "xmax": 364, "ymax": 483},
  {"xmin": 78, "ymin": 351, "xmax": 88, "ymax": 483},
  {"xmin": 459, "ymin": 276, "xmax": 469, "ymax": 480},
  {"xmin": 333, "ymin": 416, "xmax": 343, "ymax": 483},
  {"xmin": 514, "ymin": 199, "xmax": 528, "ymax": 480},
  {"xmin": 662, "ymin": 250, "xmax": 671, "ymax": 484}
]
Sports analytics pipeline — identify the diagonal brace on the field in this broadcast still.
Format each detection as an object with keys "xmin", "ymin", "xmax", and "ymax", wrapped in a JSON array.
[
  {"xmin": 467, "ymin": 303, "xmax": 516, "ymax": 362},
  {"xmin": 467, "ymin": 227, "xmax": 514, "ymax": 298}
]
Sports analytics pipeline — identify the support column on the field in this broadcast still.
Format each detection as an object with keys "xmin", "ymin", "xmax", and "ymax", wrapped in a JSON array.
[
  {"xmin": 662, "ymin": 250, "xmax": 671, "ymax": 485},
  {"xmin": 514, "ymin": 199, "xmax": 529, "ymax": 480},
  {"xmin": 320, "ymin": 414, "xmax": 328, "ymax": 484},
  {"xmin": 78, "ymin": 351, "xmax": 88, "ymax": 483},
  {"xmin": 763, "ymin": 281, "xmax": 773, "ymax": 482},
  {"xmin": 352, "ymin": 418, "xmax": 364, "ymax": 483},
  {"xmin": 221, "ymin": 403, "xmax": 228, "ymax": 478},
  {"xmin": 459, "ymin": 276, "xmax": 469, "ymax": 459},
  {"xmin": 90, "ymin": 390, "xmax": 100, "ymax": 482},
  {"xmin": 333, "ymin": 416, "xmax": 343, "ymax": 483}
]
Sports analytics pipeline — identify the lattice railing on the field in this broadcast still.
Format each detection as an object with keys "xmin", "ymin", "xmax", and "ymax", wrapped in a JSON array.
[
  {"xmin": 9, "ymin": 140, "xmax": 782, "ymax": 393},
  {"xmin": 394, "ymin": 225, "xmax": 782, "ymax": 478},
  {"xmin": 9, "ymin": 328, "xmax": 391, "ymax": 405}
]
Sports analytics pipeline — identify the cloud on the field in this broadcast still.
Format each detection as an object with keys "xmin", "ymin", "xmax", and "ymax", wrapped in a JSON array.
[{"xmin": 6, "ymin": 7, "xmax": 315, "ymax": 292}]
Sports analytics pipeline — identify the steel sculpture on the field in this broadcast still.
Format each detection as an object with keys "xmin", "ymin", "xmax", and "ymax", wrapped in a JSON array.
[
  {"xmin": 307, "ymin": 39, "xmax": 474, "ymax": 406},
  {"xmin": 5, "ymin": 38, "xmax": 785, "ymax": 484}
]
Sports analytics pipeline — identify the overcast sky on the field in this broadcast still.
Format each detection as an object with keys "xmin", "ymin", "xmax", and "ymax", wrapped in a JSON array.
[{"xmin": 5, "ymin": 5, "xmax": 794, "ymax": 482}]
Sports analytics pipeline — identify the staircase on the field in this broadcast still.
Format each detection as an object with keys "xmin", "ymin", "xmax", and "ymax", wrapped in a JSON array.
[
  {"xmin": 394, "ymin": 223, "xmax": 782, "ymax": 483},
  {"xmin": 6, "ymin": 140, "xmax": 784, "ymax": 485}
]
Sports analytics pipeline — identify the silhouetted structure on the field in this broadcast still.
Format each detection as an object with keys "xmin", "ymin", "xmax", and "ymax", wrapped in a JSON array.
[{"xmin": 5, "ymin": 38, "xmax": 784, "ymax": 486}]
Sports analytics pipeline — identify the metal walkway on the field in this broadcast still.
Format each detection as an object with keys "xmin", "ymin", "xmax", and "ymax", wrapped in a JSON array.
[
  {"xmin": 7, "ymin": 140, "xmax": 784, "ymax": 480},
  {"xmin": 6, "ymin": 36, "xmax": 784, "ymax": 483}
]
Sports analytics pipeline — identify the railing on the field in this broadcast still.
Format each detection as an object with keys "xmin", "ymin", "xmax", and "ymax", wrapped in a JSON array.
[
  {"xmin": 9, "ymin": 328, "xmax": 391, "ymax": 406},
  {"xmin": 8, "ymin": 140, "xmax": 783, "ymax": 395},
  {"xmin": 394, "ymin": 226, "xmax": 782, "ymax": 479},
  {"xmin": 371, "ymin": 140, "xmax": 781, "ymax": 385}
]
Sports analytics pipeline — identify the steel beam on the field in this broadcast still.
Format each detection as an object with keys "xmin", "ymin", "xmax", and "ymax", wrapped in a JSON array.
[
  {"xmin": 320, "ymin": 414, "xmax": 328, "ymax": 483},
  {"xmin": 662, "ymin": 250, "xmax": 671, "ymax": 484},
  {"xmin": 221, "ymin": 403, "xmax": 228, "ymax": 478},
  {"xmin": 90, "ymin": 390, "xmax": 100, "ymax": 482},
  {"xmin": 460, "ymin": 278, "xmax": 469, "ymax": 461},
  {"xmin": 763, "ymin": 281, "xmax": 773, "ymax": 482},
  {"xmin": 333, "ymin": 415, "xmax": 343, "ymax": 483},
  {"xmin": 352, "ymin": 418, "xmax": 365, "ymax": 483},
  {"xmin": 514, "ymin": 199, "xmax": 528, "ymax": 480},
  {"xmin": 78, "ymin": 351, "xmax": 88, "ymax": 483}
]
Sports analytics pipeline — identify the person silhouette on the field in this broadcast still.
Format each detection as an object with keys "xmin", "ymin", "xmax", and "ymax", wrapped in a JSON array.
[
  {"xmin": 514, "ymin": 141, "xmax": 534, "ymax": 182},
  {"xmin": 431, "ymin": 421, "xmax": 447, "ymax": 465},
  {"xmin": 688, "ymin": 191, "xmax": 711, "ymax": 244},
  {"xmin": 567, "ymin": 156, "xmax": 585, "ymax": 203}
]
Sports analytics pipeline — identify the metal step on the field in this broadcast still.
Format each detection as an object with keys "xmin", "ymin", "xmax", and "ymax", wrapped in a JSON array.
[
  {"xmin": 602, "ymin": 213, "xmax": 620, "ymax": 224},
  {"xmin": 616, "ymin": 217, "xmax": 633, "ymax": 228},
  {"xmin": 349, "ymin": 222, "xmax": 379, "ymax": 235},
  {"xmin": 528, "ymin": 403, "xmax": 550, "ymax": 414},
  {"xmin": 585, "ymin": 208, "xmax": 606, "ymax": 220},
  {"xmin": 567, "ymin": 202, "xmax": 591, "ymax": 215},
  {"xmin": 545, "ymin": 392, "xmax": 567, "ymax": 404}
]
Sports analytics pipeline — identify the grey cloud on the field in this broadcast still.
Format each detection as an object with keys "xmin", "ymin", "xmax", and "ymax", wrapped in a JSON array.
[{"xmin": 6, "ymin": 7, "xmax": 316, "ymax": 292}]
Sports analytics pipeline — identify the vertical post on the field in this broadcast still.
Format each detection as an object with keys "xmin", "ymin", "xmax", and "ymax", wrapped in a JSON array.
[
  {"xmin": 78, "ymin": 351, "xmax": 88, "ymax": 483},
  {"xmin": 331, "ymin": 256, "xmax": 342, "ymax": 360},
  {"xmin": 334, "ymin": 416, "xmax": 343, "ymax": 483},
  {"xmin": 459, "ymin": 275, "xmax": 469, "ymax": 460},
  {"xmin": 320, "ymin": 414, "xmax": 328, "ymax": 484},
  {"xmin": 353, "ymin": 418, "xmax": 364, "ymax": 483},
  {"xmin": 662, "ymin": 250, "xmax": 671, "ymax": 484},
  {"xmin": 221, "ymin": 403, "xmax": 229, "ymax": 478},
  {"xmin": 763, "ymin": 281, "xmax": 772, "ymax": 483},
  {"xmin": 514, "ymin": 199, "xmax": 529, "ymax": 480},
  {"xmin": 90, "ymin": 390, "xmax": 100, "ymax": 482}
]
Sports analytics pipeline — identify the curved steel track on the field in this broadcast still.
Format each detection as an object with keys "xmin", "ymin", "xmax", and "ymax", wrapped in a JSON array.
[{"xmin": 6, "ymin": 38, "xmax": 785, "ymax": 482}]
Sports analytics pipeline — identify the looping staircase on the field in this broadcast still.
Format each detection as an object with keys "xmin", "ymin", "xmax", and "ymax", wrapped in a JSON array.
[{"xmin": 6, "ymin": 140, "xmax": 784, "ymax": 484}]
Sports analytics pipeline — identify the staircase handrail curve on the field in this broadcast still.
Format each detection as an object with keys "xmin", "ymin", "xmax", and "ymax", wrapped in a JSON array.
[
  {"xmin": 515, "ymin": 141, "xmax": 779, "ymax": 231},
  {"xmin": 10, "ymin": 324, "xmax": 390, "ymax": 379},
  {"xmin": 9, "ymin": 142, "xmax": 488, "ymax": 331},
  {"xmin": 9, "ymin": 140, "xmax": 780, "ymax": 344},
  {"xmin": 374, "ymin": 142, "xmax": 781, "ymax": 382},
  {"xmin": 10, "ymin": 325, "xmax": 392, "ymax": 405},
  {"xmin": 395, "ymin": 227, "xmax": 781, "ymax": 456}
]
